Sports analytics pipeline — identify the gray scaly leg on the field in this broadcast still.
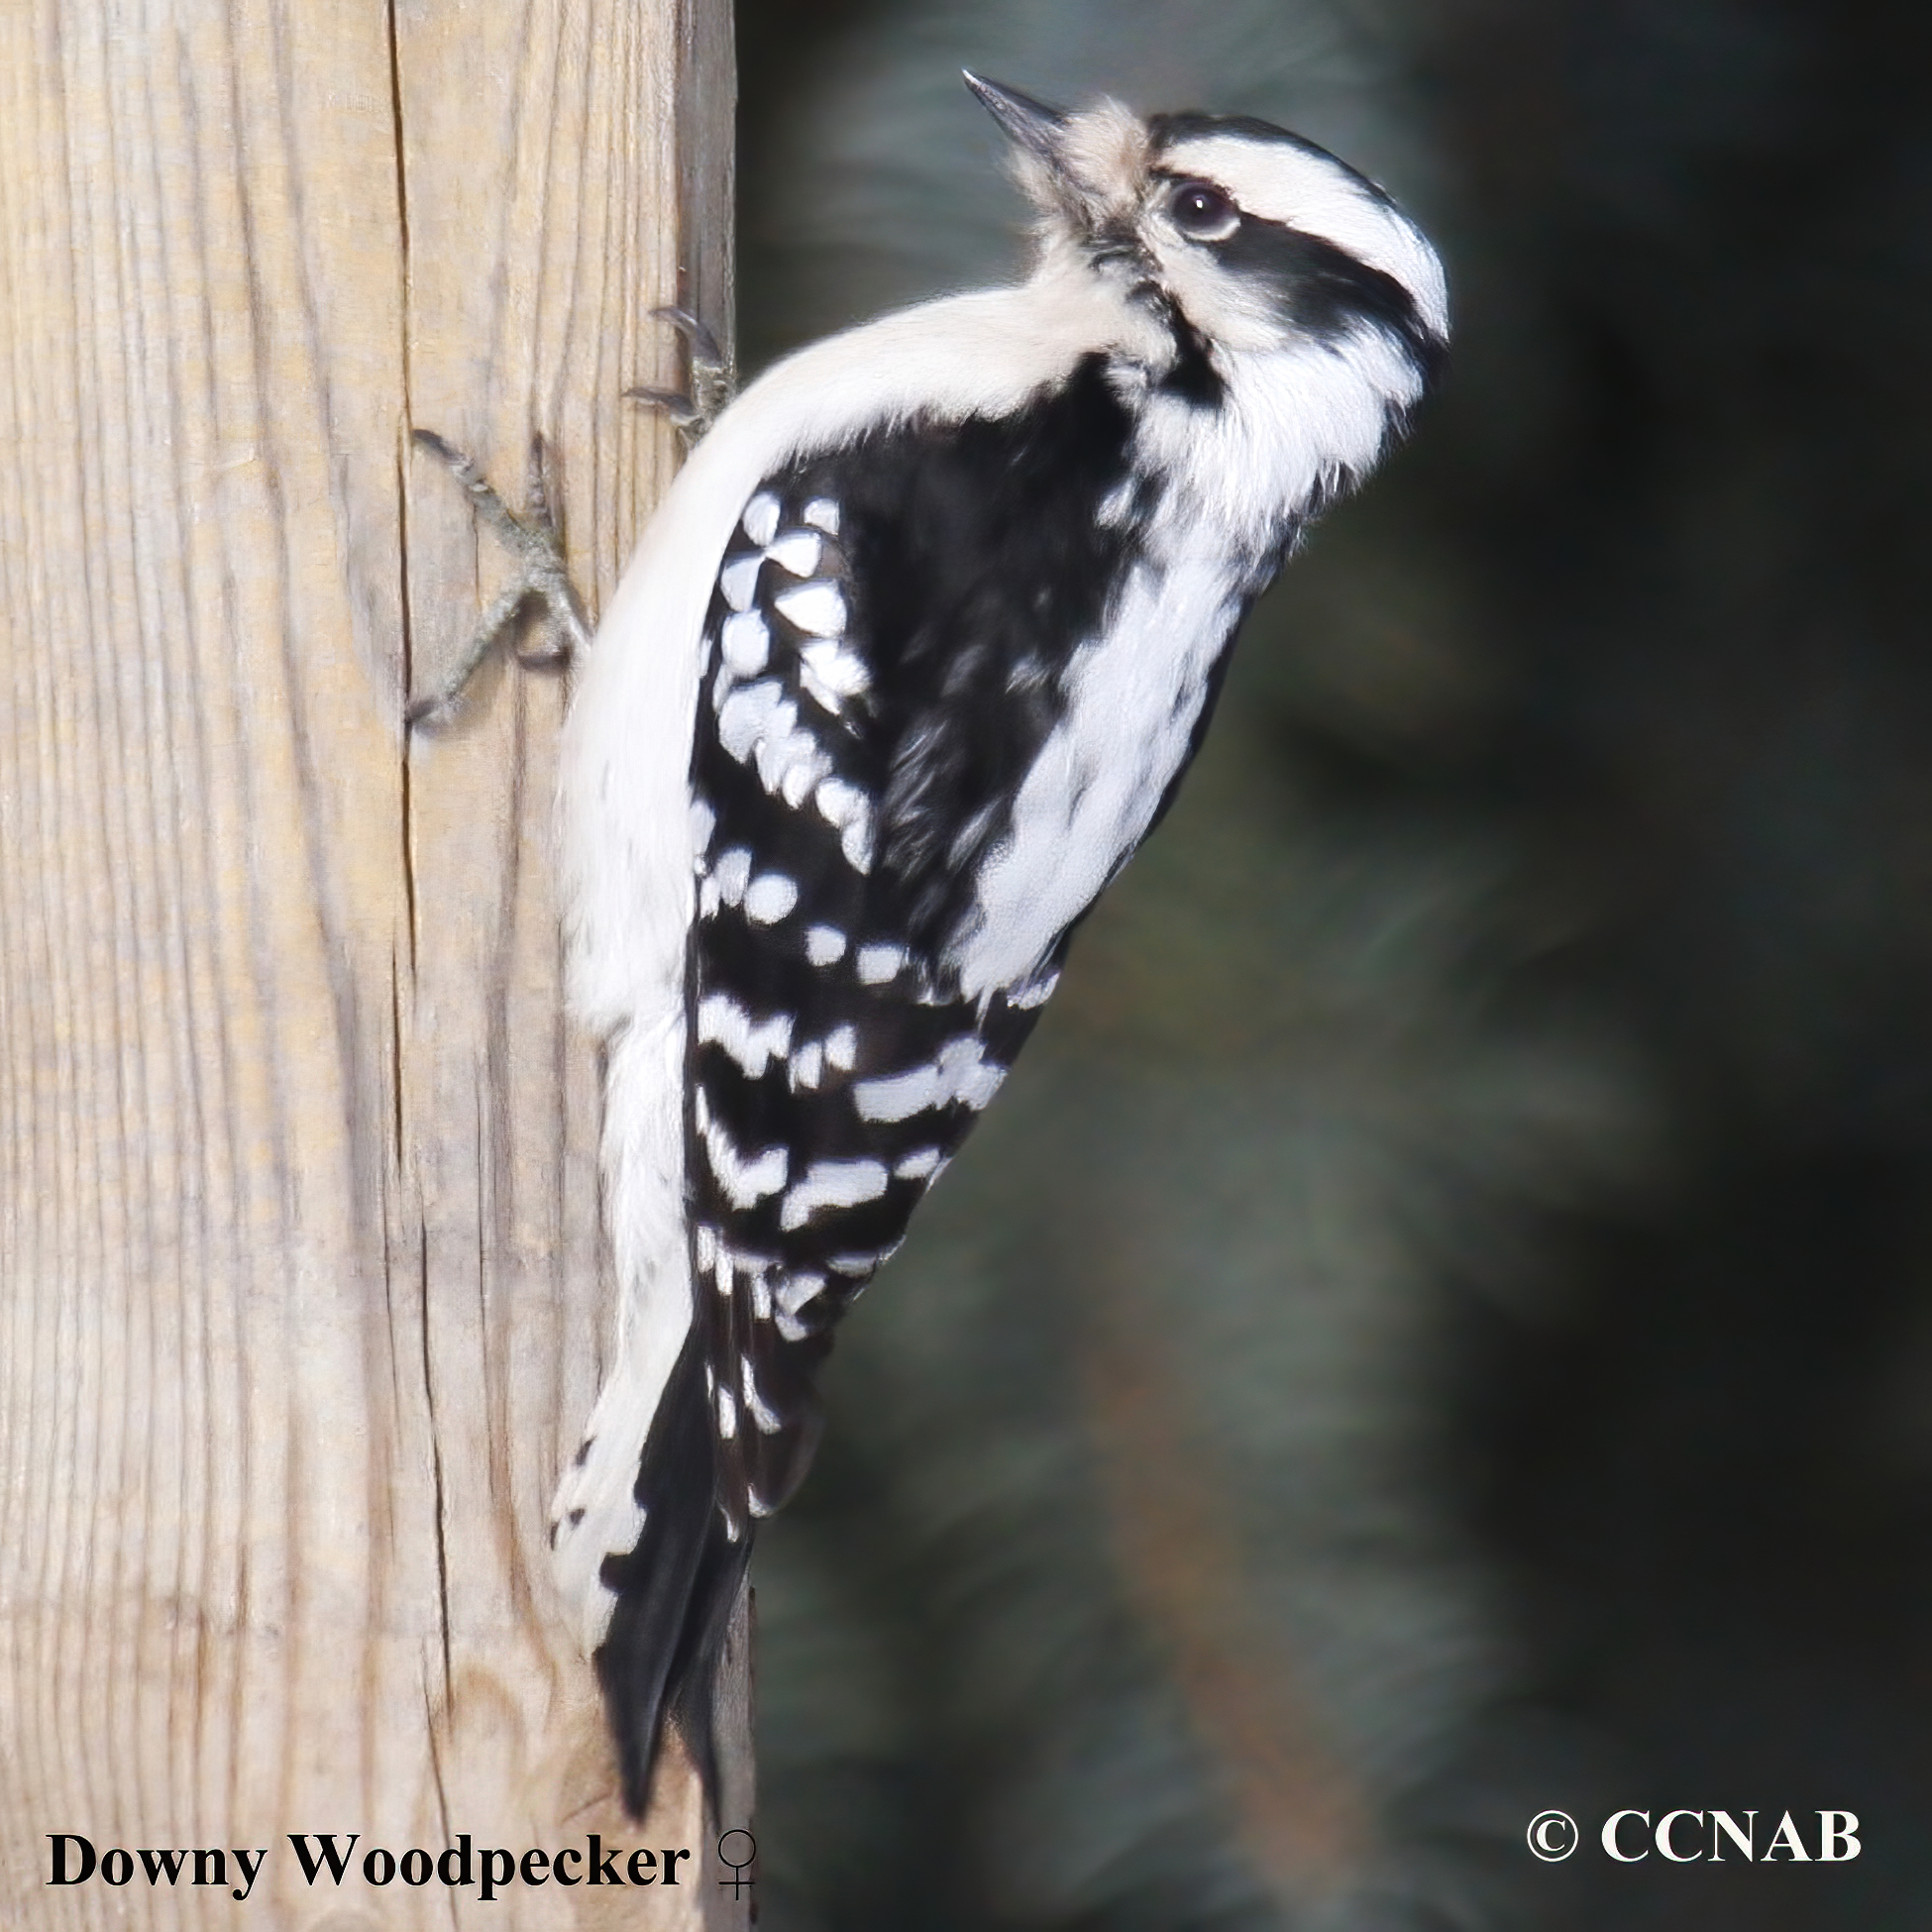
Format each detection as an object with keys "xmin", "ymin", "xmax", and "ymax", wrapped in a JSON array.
[{"xmin": 407, "ymin": 429, "xmax": 592, "ymax": 729}]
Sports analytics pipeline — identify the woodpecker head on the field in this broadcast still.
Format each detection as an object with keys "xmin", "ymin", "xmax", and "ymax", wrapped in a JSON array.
[{"xmin": 963, "ymin": 72, "xmax": 1448, "ymax": 393}]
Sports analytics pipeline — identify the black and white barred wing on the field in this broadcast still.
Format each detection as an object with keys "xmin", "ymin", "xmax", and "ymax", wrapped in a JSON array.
[
  {"xmin": 684, "ymin": 473, "xmax": 1055, "ymax": 1539},
  {"xmin": 582, "ymin": 378, "xmax": 1141, "ymax": 1809}
]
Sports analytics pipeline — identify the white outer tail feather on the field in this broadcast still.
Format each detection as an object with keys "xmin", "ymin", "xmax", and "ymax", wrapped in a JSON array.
[{"xmin": 546, "ymin": 1018, "xmax": 691, "ymax": 1655}]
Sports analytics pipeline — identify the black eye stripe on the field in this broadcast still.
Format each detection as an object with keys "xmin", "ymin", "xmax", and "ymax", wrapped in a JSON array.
[
  {"xmin": 1212, "ymin": 219, "xmax": 1444, "ymax": 372},
  {"xmin": 1139, "ymin": 174, "xmax": 1444, "ymax": 374}
]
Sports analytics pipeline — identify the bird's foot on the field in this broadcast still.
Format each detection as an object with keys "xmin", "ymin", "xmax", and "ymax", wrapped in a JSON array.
[
  {"xmin": 407, "ymin": 429, "xmax": 592, "ymax": 729},
  {"xmin": 625, "ymin": 306, "xmax": 736, "ymax": 448}
]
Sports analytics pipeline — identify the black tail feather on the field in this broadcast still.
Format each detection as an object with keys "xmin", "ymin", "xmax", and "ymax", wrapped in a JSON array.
[
  {"xmin": 666, "ymin": 1521, "xmax": 753, "ymax": 1806},
  {"xmin": 592, "ymin": 1328, "xmax": 753, "ymax": 1819}
]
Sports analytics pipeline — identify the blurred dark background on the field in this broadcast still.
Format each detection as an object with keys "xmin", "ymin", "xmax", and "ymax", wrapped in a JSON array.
[{"xmin": 730, "ymin": 4, "xmax": 1932, "ymax": 1926}]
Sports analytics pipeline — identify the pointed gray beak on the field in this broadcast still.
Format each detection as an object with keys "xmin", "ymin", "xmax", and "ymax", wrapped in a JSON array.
[{"xmin": 961, "ymin": 72, "xmax": 1070, "ymax": 170}]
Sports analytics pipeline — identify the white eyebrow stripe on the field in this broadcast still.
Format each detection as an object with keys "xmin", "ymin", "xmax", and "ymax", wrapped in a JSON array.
[{"xmin": 1161, "ymin": 134, "xmax": 1448, "ymax": 340}]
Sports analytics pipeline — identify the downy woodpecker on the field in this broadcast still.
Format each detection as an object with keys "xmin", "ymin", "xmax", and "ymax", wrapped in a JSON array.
[{"xmin": 439, "ymin": 73, "xmax": 1447, "ymax": 1817}]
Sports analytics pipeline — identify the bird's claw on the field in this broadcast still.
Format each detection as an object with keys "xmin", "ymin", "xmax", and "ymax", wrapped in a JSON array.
[
  {"xmin": 628, "ymin": 305, "xmax": 736, "ymax": 445},
  {"xmin": 651, "ymin": 305, "xmax": 725, "ymax": 369},
  {"xmin": 407, "ymin": 428, "xmax": 592, "ymax": 728}
]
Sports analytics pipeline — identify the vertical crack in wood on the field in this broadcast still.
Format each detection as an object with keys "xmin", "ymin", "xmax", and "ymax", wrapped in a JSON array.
[{"xmin": 419, "ymin": 1220, "xmax": 456, "ymax": 1709}]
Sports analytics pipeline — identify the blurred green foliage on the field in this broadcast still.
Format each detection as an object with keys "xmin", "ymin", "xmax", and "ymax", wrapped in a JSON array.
[{"xmin": 734, "ymin": 5, "xmax": 1932, "ymax": 1926}]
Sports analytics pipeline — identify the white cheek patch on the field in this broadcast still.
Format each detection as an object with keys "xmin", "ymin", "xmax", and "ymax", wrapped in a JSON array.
[{"xmin": 1153, "ymin": 244, "xmax": 1293, "ymax": 355}]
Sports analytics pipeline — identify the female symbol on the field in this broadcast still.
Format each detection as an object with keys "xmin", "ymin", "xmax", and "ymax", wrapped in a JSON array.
[{"xmin": 716, "ymin": 1830, "xmax": 757, "ymax": 1900}]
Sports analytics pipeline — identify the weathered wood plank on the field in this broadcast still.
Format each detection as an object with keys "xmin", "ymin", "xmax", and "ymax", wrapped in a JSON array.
[{"xmin": 0, "ymin": 1, "xmax": 739, "ymax": 1923}]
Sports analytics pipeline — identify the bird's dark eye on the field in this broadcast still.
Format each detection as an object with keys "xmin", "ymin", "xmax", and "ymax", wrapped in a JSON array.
[{"xmin": 1168, "ymin": 179, "xmax": 1239, "ymax": 241}]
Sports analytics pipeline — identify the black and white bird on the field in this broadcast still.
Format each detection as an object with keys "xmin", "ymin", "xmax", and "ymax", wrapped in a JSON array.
[{"xmin": 515, "ymin": 74, "xmax": 1447, "ymax": 1817}]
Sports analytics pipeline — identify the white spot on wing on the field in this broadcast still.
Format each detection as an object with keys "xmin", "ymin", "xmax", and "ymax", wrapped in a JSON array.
[
  {"xmin": 895, "ymin": 1147, "xmax": 944, "ymax": 1180},
  {"xmin": 814, "ymin": 778, "xmax": 873, "ymax": 869},
  {"xmin": 697, "ymin": 993, "xmax": 793, "ymax": 1077},
  {"xmin": 852, "ymin": 1061, "xmax": 943, "ymax": 1123},
  {"xmin": 805, "ymin": 924, "xmax": 846, "ymax": 965},
  {"xmin": 800, "ymin": 638, "xmax": 870, "ymax": 712},
  {"xmin": 715, "ymin": 681, "xmax": 832, "ymax": 805},
  {"xmin": 719, "ymin": 554, "xmax": 764, "ymax": 612},
  {"xmin": 803, "ymin": 497, "xmax": 839, "ymax": 534},
  {"xmin": 952, "ymin": 1046, "xmax": 1005, "ymax": 1111},
  {"xmin": 742, "ymin": 491, "xmax": 781, "ymax": 546},
  {"xmin": 741, "ymin": 1357, "xmax": 784, "ymax": 1434},
  {"xmin": 720, "ymin": 609, "xmax": 770, "ymax": 676},
  {"xmin": 754, "ymin": 724, "xmax": 830, "ymax": 805},
  {"xmin": 781, "ymin": 1158, "xmax": 890, "ymax": 1230},
  {"xmin": 857, "ymin": 943, "xmax": 906, "ymax": 985},
  {"xmin": 815, "ymin": 777, "xmax": 866, "ymax": 826},
  {"xmin": 774, "ymin": 581, "xmax": 848, "ymax": 637},
  {"xmin": 707, "ymin": 1133, "xmax": 789, "ymax": 1209},
  {"xmin": 696, "ymin": 1091, "xmax": 789, "ymax": 1207},
  {"xmin": 744, "ymin": 874, "xmax": 800, "ymax": 924},
  {"xmin": 765, "ymin": 530, "xmax": 822, "ymax": 578},
  {"xmin": 715, "ymin": 680, "xmax": 784, "ymax": 758},
  {"xmin": 777, "ymin": 1273, "xmax": 825, "ymax": 1318},
  {"xmin": 854, "ymin": 1036, "xmax": 1005, "ymax": 1121}
]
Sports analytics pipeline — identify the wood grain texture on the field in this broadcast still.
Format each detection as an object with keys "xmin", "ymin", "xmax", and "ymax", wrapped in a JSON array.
[{"xmin": 0, "ymin": 0, "xmax": 741, "ymax": 1924}]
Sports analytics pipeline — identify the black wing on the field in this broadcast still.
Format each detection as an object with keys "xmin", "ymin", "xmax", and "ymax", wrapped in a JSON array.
[{"xmin": 599, "ymin": 361, "xmax": 1146, "ymax": 1813}]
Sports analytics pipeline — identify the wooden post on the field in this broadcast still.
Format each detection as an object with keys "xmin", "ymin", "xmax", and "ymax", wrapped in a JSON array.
[{"xmin": 0, "ymin": 1, "xmax": 742, "ymax": 1925}]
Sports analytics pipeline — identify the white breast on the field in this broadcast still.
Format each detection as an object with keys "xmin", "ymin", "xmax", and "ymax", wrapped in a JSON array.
[
  {"xmin": 944, "ymin": 326, "xmax": 1422, "ymax": 1003},
  {"xmin": 946, "ymin": 540, "xmax": 1242, "ymax": 1000}
]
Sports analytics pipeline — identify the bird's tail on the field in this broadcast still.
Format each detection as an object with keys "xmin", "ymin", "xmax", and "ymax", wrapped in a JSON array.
[{"xmin": 590, "ymin": 1327, "xmax": 751, "ymax": 1818}]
